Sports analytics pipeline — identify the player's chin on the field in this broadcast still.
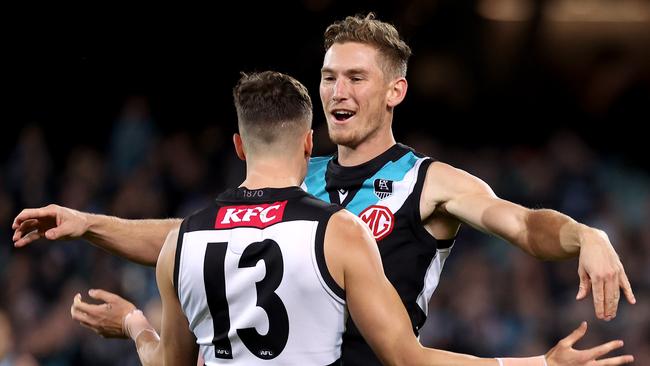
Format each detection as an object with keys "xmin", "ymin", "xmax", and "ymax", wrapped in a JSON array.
[{"xmin": 329, "ymin": 132, "xmax": 360, "ymax": 148}]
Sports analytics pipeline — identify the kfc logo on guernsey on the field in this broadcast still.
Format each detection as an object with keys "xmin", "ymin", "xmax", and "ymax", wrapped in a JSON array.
[
  {"xmin": 359, "ymin": 205, "xmax": 394, "ymax": 241},
  {"xmin": 215, "ymin": 201, "xmax": 288, "ymax": 229}
]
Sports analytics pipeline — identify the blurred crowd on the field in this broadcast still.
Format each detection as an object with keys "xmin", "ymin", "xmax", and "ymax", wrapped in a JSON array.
[{"xmin": 0, "ymin": 95, "xmax": 648, "ymax": 365}]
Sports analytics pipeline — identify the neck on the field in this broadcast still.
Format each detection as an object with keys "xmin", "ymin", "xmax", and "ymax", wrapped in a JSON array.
[
  {"xmin": 240, "ymin": 155, "xmax": 306, "ymax": 190},
  {"xmin": 337, "ymin": 126, "xmax": 396, "ymax": 167}
]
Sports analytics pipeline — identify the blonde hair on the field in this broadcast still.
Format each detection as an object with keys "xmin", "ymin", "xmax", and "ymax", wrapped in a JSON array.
[{"xmin": 324, "ymin": 13, "xmax": 412, "ymax": 78}]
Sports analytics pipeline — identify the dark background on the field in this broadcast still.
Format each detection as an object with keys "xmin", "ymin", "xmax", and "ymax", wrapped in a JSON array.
[
  {"xmin": 1, "ymin": 1, "xmax": 649, "ymax": 365},
  {"xmin": 5, "ymin": 0, "xmax": 649, "ymax": 169}
]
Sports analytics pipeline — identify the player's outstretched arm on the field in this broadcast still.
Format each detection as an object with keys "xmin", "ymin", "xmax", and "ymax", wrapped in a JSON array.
[
  {"xmin": 326, "ymin": 210, "xmax": 634, "ymax": 366},
  {"xmin": 12, "ymin": 204, "xmax": 180, "ymax": 266},
  {"xmin": 421, "ymin": 162, "xmax": 635, "ymax": 320}
]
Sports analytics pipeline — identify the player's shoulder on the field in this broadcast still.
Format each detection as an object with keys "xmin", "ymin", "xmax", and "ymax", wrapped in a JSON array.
[
  {"xmin": 426, "ymin": 160, "xmax": 459, "ymax": 176},
  {"xmin": 328, "ymin": 210, "xmax": 372, "ymax": 241},
  {"xmin": 424, "ymin": 160, "xmax": 494, "ymax": 197},
  {"xmin": 300, "ymin": 191, "xmax": 341, "ymax": 210},
  {"xmin": 288, "ymin": 192, "xmax": 344, "ymax": 224},
  {"xmin": 422, "ymin": 160, "xmax": 459, "ymax": 189},
  {"xmin": 159, "ymin": 228, "xmax": 180, "ymax": 264},
  {"xmin": 156, "ymin": 227, "xmax": 180, "ymax": 283},
  {"xmin": 395, "ymin": 143, "xmax": 430, "ymax": 157},
  {"xmin": 179, "ymin": 202, "xmax": 221, "ymax": 232},
  {"xmin": 325, "ymin": 210, "xmax": 379, "ymax": 266}
]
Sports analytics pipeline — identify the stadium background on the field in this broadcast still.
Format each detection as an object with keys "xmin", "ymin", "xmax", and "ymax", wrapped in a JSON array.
[{"xmin": 2, "ymin": 0, "xmax": 649, "ymax": 364}]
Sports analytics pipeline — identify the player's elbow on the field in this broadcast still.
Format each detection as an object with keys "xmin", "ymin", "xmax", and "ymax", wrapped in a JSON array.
[{"xmin": 374, "ymin": 337, "xmax": 428, "ymax": 366}]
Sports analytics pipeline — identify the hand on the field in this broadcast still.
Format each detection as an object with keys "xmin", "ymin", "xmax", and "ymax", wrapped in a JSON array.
[
  {"xmin": 12, "ymin": 204, "xmax": 89, "ymax": 247},
  {"xmin": 545, "ymin": 322, "xmax": 633, "ymax": 366},
  {"xmin": 70, "ymin": 289, "xmax": 136, "ymax": 338},
  {"xmin": 575, "ymin": 227, "xmax": 635, "ymax": 320}
]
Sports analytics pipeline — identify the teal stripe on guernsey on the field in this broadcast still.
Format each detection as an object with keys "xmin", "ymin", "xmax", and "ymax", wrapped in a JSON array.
[
  {"xmin": 346, "ymin": 152, "xmax": 420, "ymax": 215},
  {"xmin": 305, "ymin": 156, "xmax": 333, "ymax": 203}
]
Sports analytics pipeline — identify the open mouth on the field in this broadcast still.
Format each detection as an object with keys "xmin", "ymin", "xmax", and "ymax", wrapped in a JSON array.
[{"xmin": 332, "ymin": 109, "xmax": 356, "ymax": 122}]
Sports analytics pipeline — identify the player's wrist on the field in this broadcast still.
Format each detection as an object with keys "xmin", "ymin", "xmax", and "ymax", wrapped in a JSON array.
[
  {"xmin": 559, "ymin": 220, "xmax": 585, "ymax": 253},
  {"xmin": 133, "ymin": 328, "xmax": 160, "ymax": 343},
  {"xmin": 123, "ymin": 309, "xmax": 156, "ymax": 341},
  {"xmin": 495, "ymin": 355, "xmax": 547, "ymax": 366},
  {"xmin": 80, "ymin": 211, "xmax": 98, "ymax": 238}
]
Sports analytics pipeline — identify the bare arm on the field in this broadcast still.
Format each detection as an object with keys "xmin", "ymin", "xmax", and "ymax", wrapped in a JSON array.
[
  {"xmin": 85, "ymin": 215, "xmax": 181, "ymax": 266},
  {"xmin": 12, "ymin": 204, "xmax": 180, "ymax": 266},
  {"xmin": 422, "ymin": 162, "xmax": 579, "ymax": 258},
  {"xmin": 326, "ymin": 211, "xmax": 496, "ymax": 366},
  {"xmin": 69, "ymin": 229, "xmax": 197, "ymax": 365},
  {"xmin": 72, "ymin": 297, "xmax": 163, "ymax": 366},
  {"xmin": 421, "ymin": 162, "xmax": 635, "ymax": 320},
  {"xmin": 325, "ymin": 210, "xmax": 633, "ymax": 366},
  {"xmin": 155, "ymin": 228, "xmax": 199, "ymax": 365},
  {"xmin": 125, "ymin": 229, "xmax": 198, "ymax": 365}
]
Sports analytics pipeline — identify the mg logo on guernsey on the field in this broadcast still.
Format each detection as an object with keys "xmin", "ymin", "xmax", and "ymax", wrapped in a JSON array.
[
  {"xmin": 359, "ymin": 205, "xmax": 395, "ymax": 241},
  {"xmin": 215, "ymin": 201, "xmax": 288, "ymax": 229}
]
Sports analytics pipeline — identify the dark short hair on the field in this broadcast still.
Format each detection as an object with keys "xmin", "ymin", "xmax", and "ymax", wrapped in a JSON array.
[
  {"xmin": 233, "ymin": 71, "xmax": 312, "ymax": 145},
  {"xmin": 324, "ymin": 13, "xmax": 412, "ymax": 78}
]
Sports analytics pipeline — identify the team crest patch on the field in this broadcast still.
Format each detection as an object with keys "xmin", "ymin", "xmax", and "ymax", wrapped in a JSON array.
[
  {"xmin": 374, "ymin": 179, "xmax": 393, "ymax": 200},
  {"xmin": 359, "ymin": 205, "xmax": 394, "ymax": 241}
]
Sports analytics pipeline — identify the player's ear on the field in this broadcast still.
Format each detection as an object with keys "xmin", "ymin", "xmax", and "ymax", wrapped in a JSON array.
[
  {"xmin": 304, "ymin": 129, "xmax": 313, "ymax": 158},
  {"xmin": 233, "ymin": 133, "xmax": 246, "ymax": 161},
  {"xmin": 386, "ymin": 77, "xmax": 407, "ymax": 108}
]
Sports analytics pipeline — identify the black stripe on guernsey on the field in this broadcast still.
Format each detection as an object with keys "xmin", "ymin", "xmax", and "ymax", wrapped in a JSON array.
[
  {"xmin": 173, "ymin": 218, "xmax": 190, "ymax": 298},
  {"xmin": 409, "ymin": 158, "xmax": 443, "ymax": 249},
  {"xmin": 327, "ymin": 185, "xmax": 340, "ymax": 205},
  {"xmin": 314, "ymin": 213, "xmax": 345, "ymax": 301},
  {"xmin": 409, "ymin": 158, "xmax": 457, "ymax": 250},
  {"xmin": 436, "ymin": 238, "xmax": 455, "ymax": 249},
  {"xmin": 280, "ymin": 193, "xmax": 346, "ymax": 301}
]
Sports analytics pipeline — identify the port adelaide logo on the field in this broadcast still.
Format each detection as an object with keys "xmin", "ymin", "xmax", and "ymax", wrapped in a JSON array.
[{"xmin": 374, "ymin": 179, "xmax": 393, "ymax": 200}]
